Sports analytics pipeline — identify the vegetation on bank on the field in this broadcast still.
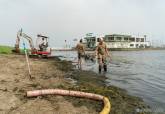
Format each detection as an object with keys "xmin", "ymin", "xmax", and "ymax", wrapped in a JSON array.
[
  {"xmin": 0, "ymin": 45, "xmax": 28, "ymax": 54},
  {"xmin": 0, "ymin": 45, "xmax": 13, "ymax": 54}
]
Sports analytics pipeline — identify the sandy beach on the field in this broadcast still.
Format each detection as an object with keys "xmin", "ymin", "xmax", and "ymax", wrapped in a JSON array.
[{"xmin": 0, "ymin": 54, "xmax": 150, "ymax": 114}]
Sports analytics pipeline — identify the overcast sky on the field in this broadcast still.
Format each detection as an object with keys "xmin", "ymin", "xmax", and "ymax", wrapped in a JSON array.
[{"xmin": 0, "ymin": 0, "xmax": 165, "ymax": 47}]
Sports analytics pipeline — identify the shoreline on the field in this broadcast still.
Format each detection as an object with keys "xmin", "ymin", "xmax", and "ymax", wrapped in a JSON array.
[
  {"xmin": 0, "ymin": 54, "xmax": 152, "ymax": 114},
  {"xmin": 55, "ymin": 56, "xmax": 152, "ymax": 114},
  {"xmin": 52, "ymin": 47, "xmax": 165, "ymax": 52}
]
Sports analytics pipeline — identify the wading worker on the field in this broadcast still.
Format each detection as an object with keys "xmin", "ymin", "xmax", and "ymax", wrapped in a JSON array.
[
  {"xmin": 76, "ymin": 39, "xmax": 85, "ymax": 69},
  {"xmin": 95, "ymin": 37, "xmax": 110, "ymax": 73}
]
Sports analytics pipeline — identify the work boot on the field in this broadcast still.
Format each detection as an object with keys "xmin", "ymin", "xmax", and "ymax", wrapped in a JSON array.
[
  {"xmin": 103, "ymin": 64, "xmax": 107, "ymax": 72},
  {"xmin": 99, "ymin": 65, "xmax": 102, "ymax": 73}
]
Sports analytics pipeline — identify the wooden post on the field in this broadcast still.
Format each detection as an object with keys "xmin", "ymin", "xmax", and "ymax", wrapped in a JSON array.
[{"xmin": 23, "ymin": 42, "xmax": 32, "ymax": 79}]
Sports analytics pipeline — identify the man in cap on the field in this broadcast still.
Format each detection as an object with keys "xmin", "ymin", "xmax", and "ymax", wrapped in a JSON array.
[{"xmin": 95, "ymin": 37, "xmax": 110, "ymax": 73}]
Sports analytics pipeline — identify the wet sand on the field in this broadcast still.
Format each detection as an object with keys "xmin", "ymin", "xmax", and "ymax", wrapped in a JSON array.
[{"xmin": 0, "ymin": 54, "xmax": 151, "ymax": 114}]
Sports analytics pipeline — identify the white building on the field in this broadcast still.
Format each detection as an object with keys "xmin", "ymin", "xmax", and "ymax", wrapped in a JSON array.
[
  {"xmin": 84, "ymin": 34, "xmax": 151, "ymax": 49},
  {"xmin": 104, "ymin": 34, "xmax": 150, "ymax": 49}
]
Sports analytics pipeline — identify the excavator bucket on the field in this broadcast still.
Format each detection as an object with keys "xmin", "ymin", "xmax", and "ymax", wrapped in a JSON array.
[{"xmin": 12, "ymin": 44, "xmax": 20, "ymax": 53}]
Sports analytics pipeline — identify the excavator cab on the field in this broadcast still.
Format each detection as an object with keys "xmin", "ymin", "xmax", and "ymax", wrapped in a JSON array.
[
  {"xmin": 34, "ymin": 34, "xmax": 51, "ymax": 56},
  {"xmin": 37, "ymin": 34, "xmax": 49, "ymax": 51}
]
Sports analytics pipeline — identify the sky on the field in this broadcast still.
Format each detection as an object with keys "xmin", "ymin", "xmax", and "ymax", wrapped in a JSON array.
[{"xmin": 0, "ymin": 0, "xmax": 165, "ymax": 47}]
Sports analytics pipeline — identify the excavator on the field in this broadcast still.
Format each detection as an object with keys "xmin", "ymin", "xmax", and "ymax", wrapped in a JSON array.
[{"xmin": 12, "ymin": 29, "xmax": 51, "ymax": 57}]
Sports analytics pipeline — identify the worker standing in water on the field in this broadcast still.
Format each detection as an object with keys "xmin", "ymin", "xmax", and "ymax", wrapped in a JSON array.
[
  {"xmin": 95, "ymin": 37, "xmax": 111, "ymax": 73},
  {"xmin": 76, "ymin": 39, "xmax": 85, "ymax": 69}
]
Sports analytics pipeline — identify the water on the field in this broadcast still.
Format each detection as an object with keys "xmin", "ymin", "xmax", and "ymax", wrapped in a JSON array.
[{"xmin": 52, "ymin": 50, "xmax": 165, "ymax": 113}]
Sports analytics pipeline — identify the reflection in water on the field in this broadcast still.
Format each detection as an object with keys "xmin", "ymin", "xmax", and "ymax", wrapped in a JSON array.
[{"xmin": 52, "ymin": 50, "xmax": 165, "ymax": 113}]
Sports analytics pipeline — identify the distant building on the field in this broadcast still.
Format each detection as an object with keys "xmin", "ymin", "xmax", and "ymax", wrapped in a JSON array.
[
  {"xmin": 84, "ymin": 34, "xmax": 151, "ymax": 49},
  {"xmin": 104, "ymin": 34, "xmax": 150, "ymax": 49},
  {"xmin": 84, "ymin": 36, "xmax": 97, "ymax": 49}
]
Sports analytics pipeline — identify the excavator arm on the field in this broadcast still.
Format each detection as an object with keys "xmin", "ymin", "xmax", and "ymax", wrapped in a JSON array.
[{"xmin": 13, "ymin": 30, "xmax": 36, "ymax": 53}]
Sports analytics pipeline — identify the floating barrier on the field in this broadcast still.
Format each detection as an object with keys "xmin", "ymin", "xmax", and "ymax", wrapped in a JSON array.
[{"xmin": 27, "ymin": 89, "xmax": 111, "ymax": 114}]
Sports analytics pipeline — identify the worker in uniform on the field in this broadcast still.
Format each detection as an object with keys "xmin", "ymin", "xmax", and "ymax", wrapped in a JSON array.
[
  {"xmin": 95, "ymin": 37, "xmax": 111, "ymax": 73},
  {"xmin": 76, "ymin": 39, "xmax": 85, "ymax": 69}
]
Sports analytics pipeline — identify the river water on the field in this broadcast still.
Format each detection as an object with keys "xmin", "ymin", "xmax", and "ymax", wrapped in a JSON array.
[{"xmin": 52, "ymin": 50, "xmax": 165, "ymax": 113}]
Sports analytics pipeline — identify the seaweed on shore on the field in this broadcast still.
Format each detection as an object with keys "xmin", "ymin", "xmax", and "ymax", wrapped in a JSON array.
[{"xmin": 54, "ymin": 59, "xmax": 152, "ymax": 114}]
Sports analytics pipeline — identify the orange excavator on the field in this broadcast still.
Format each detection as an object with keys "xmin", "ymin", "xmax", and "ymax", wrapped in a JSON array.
[{"xmin": 12, "ymin": 29, "xmax": 51, "ymax": 57}]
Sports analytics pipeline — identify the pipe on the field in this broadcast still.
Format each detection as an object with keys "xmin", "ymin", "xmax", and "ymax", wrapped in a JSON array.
[
  {"xmin": 100, "ymin": 97, "xmax": 111, "ymax": 114},
  {"xmin": 27, "ymin": 89, "xmax": 111, "ymax": 114}
]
